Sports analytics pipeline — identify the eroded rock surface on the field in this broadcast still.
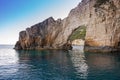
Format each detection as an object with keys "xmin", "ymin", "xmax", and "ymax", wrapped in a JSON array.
[
  {"xmin": 15, "ymin": 17, "xmax": 64, "ymax": 49},
  {"xmin": 85, "ymin": 0, "xmax": 120, "ymax": 52},
  {"xmin": 15, "ymin": 0, "xmax": 120, "ymax": 52}
]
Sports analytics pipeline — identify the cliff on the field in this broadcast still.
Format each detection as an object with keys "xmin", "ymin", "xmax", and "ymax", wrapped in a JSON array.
[
  {"xmin": 85, "ymin": 0, "xmax": 120, "ymax": 52},
  {"xmin": 15, "ymin": 0, "xmax": 120, "ymax": 52}
]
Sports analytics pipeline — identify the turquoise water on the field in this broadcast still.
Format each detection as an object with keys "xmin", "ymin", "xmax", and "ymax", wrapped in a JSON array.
[{"xmin": 0, "ymin": 45, "xmax": 120, "ymax": 80}]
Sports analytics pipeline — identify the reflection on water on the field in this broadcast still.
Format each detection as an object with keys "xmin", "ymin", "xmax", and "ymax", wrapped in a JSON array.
[
  {"xmin": 0, "ymin": 49, "xmax": 19, "ymax": 66},
  {"xmin": 0, "ymin": 48, "xmax": 19, "ymax": 78},
  {"xmin": 69, "ymin": 50, "xmax": 88, "ymax": 79},
  {"xmin": 0, "ymin": 46, "xmax": 120, "ymax": 80},
  {"xmin": 85, "ymin": 52, "xmax": 120, "ymax": 69},
  {"xmin": 72, "ymin": 45, "xmax": 84, "ymax": 51},
  {"xmin": 15, "ymin": 50, "xmax": 81, "ymax": 80},
  {"xmin": 85, "ymin": 52, "xmax": 120, "ymax": 80}
]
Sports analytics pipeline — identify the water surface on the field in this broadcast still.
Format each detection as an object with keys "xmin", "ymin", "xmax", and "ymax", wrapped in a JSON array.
[{"xmin": 0, "ymin": 45, "xmax": 120, "ymax": 80}]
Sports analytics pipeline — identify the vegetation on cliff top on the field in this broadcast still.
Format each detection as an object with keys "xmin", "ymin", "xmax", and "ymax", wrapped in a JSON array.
[
  {"xmin": 69, "ymin": 26, "xmax": 86, "ymax": 41},
  {"xmin": 94, "ymin": 0, "xmax": 109, "ymax": 7}
]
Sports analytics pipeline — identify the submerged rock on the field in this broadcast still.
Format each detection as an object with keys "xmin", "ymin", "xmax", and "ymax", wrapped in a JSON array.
[{"xmin": 15, "ymin": 0, "xmax": 120, "ymax": 52}]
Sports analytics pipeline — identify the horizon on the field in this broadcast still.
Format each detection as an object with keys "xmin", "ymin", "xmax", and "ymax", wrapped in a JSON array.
[{"xmin": 0, "ymin": 0, "xmax": 82, "ymax": 45}]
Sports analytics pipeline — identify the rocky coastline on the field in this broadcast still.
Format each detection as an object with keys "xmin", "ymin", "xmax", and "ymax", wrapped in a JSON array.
[{"xmin": 14, "ymin": 0, "xmax": 120, "ymax": 52}]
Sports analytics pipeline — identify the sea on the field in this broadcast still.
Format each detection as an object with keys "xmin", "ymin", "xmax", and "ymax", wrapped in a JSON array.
[{"xmin": 0, "ymin": 45, "xmax": 120, "ymax": 80}]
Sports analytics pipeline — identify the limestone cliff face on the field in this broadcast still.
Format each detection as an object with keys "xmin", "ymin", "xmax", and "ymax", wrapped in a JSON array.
[
  {"xmin": 15, "ymin": 17, "xmax": 63, "ymax": 49},
  {"xmin": 85, "ymin": 0, "xmax": 120, "ymax": 52},
  {"xmin": 14, "ymin": 0, "xmax": 90, "ymax": 50},
  {"xmin": 15, "ymin": 0, "xmax": 120, "ymax": 52}
]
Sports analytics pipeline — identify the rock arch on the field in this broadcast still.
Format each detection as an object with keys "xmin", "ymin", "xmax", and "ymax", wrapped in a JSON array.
[{"xmin": 15, "ymin": 0, "xmax": 120, "ymax": 52}]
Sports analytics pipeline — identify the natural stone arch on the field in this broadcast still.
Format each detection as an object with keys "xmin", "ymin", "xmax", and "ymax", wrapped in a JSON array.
[
  {"xmin": 14, "ymin": 0, "xmax": 120, "ymax": 52},
  {"xmin": 60, "ymin": 25, "xmax": 87, "ymax": 50}
]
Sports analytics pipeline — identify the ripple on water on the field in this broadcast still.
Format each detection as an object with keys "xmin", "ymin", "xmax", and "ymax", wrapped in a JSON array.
[{"xmin": 0, "ymin": 46, "xmax": 120, "ymax": 80}]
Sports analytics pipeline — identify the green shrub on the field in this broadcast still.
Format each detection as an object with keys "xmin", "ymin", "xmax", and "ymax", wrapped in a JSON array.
[
  {"xmin": 69, "ymin": 26, "xmax": 86, "ymax": 41},
  {"xmin": 94, "ymin": 0, "xmax": 109, "ymax": 7}
]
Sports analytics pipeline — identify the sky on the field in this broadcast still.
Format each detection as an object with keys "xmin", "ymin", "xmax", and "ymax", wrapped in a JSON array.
[{"xmin": 0, "ymin": 0, "xmax": 82, "ymax": 45}]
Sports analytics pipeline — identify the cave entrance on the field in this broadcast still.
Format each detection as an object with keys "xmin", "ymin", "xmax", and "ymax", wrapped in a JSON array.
[
  {"xmin": 68, "ymin": 26, "xmax": 86, "ymax": 50},
  {"xmin": 118, "ymin": 42, "xmax": 120, "ymax": 48},
  {"xmin": 116, "ymin": 41, "xmax": 120, "ymax": 52}
]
